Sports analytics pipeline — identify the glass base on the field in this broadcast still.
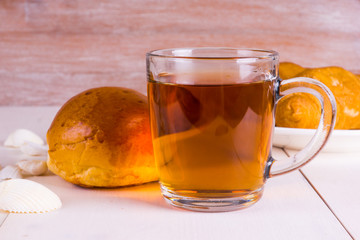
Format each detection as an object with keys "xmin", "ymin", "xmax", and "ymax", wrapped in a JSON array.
[{"xmin": 160, "ymin": 184, "xmax": 264, "ymax": 212}]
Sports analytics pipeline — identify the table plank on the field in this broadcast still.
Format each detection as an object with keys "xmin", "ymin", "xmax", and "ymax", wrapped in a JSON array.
[
  {"xmin": 0, "ymin": 212, "xmax": 8, "ymax": 226},
  {"xmin": 0, "ymin": 106, "xmax": 60, "ymax": 142},
  {"xmin": 295, "ymin": 151, "xmax": 360, "ymax": 239},
  {"xmin": 0, "ymin": 107, "xmax": 352, "ymax": 239},
  {"xmin": 0, "ymin": 173, "xmax": 351, "ymax": 240}
]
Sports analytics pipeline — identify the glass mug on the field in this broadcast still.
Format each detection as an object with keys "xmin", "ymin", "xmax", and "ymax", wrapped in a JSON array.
[{"xmin": 146, "ymin": 48, "xmax": 336, "ymax": 212}]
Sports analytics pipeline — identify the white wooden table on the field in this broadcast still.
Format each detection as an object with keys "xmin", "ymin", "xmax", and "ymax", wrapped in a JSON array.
[{"xmin": 0, "ymin": 107, "xmax": 357, "ymax": 240}]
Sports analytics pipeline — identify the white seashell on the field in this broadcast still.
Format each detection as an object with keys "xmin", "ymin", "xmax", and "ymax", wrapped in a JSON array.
[
  {"xmin": 20, "ymin": 142, "xmax": 48, "ymax": 156},
  {"xmin": 4, "ymin": 129, "xmax": 44, "ymax": 148},
  {"xmin": 17, "ymin": 160, "xmax": 48, "ymax": 176},
  {"xmin": 0, "ymin": 165, "xmax": 23, "ymax": 181},
  {"xmin": 0, "ymin": 179, "xmax": 62, "ymax": 213}
]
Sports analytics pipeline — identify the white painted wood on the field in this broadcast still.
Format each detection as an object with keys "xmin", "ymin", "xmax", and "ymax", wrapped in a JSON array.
[
  {"xmin": 0, "ymin": 212, "xmax": 8, "ymax": 226},
  {"xmin": 0, "ymin": 106, "xmax": 60, "ymax": 167},
  {"xmin": 296, "ymin": 151, "xmax": 360, "ymax": 239},
  {"xmin": 0, "ymin": 106, "xmax": 60, "ymax": 142},
  {"xmin": 0, "ymin": 173, "xmax": 350, "ymax": 240},
  {"xmin": 0, "ymin": 107, "xmax": 352, "ymax": 239}
]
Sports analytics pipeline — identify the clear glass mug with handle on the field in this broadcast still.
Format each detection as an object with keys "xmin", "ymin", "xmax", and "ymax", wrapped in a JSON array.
[{"xmin": 146, "ymin": 48, "xmax": 336, "ymax": 212}]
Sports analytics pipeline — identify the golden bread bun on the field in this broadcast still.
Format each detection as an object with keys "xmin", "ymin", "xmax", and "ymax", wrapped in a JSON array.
[
  {"xmin": 276, "ymin": 65, "xmax": 360, "ymax": 129},
  {"xmin": 279, "ymin": 62, "xmax": 306, "ymax": 80},
  {"xmin": 47, "ymin": 87, "xmax": 157, "ymax": 187}
]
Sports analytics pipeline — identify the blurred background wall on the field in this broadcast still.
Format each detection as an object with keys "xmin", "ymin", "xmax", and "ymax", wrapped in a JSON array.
[{"xmin": 0, "ymin": 0, "xmax": 359, "ymax": 105}]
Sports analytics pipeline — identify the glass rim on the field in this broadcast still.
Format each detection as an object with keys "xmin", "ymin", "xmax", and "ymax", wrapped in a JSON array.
[{"xmin": 146, "ymin": 47, "xmax": 279, "ymax": 60}]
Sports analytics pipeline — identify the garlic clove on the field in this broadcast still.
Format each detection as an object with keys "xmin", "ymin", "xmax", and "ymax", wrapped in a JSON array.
[
  {"xmin": 0, "ymin": 179, "xmax": 62, "ymax": 213},
  {"xmin": 20, "ymin": 142, "xmax": 48, "ymax": 156},
  {"xmin": 16, "ymin": 160, "xmax": 48, "ymax": 176},
  {"xmin": 4, "ymin": 129, "xmax": 44, "ymax": 148},
  {"xmin": 0, "ymin": 165, "xmax": 23, "ymax": 181}
]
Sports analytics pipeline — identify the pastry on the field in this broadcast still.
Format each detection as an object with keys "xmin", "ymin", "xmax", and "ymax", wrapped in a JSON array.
[
  {"xmin": 276, "ymin": 65, "xmax": 360, "ymax": 129},
  {"xmin": 279, "ymin": 62, "xmax": 306, "ymax": 80},
  {"xmin": 47, "ymin": 87, "xmax": 157, "ymax": 187}
]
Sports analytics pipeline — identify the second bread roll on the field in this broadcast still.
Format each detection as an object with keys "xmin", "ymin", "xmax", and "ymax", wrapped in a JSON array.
[{"xmin": 276, "ymin": 65, "xmax": 360, "ymax": 129}]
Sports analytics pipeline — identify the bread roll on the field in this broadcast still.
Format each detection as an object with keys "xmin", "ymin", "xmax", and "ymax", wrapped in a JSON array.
[
  {"xmin": 279, "ymin": 62, "xmax": 306, "ymax": 80},
  {"xmin": 276, "ymin": 65, "xmax": 360, "ymax": 129},
  {"xmin": 47, "ymin": 87, "xmax": 157, "ymax": 187}
]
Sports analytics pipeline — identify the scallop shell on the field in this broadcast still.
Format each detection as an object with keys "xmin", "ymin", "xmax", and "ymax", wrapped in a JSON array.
[
  {"xmin": 0, "ymin": 165, "xmax": 23, "ymax": 181},
  {"xmin": 20, "ymin": 142, "xmax": 48, "ymax": 156},
  {"xmin": 17, "ymin": 160, "xmax": 48, "ymax": 176},
  {"xmin": 4, "ymin": 129, "xmax": 44, "ymax": 148},
  {"xmin": 0, "ymin": 179, "xmax": 62, "ymax": 213}
]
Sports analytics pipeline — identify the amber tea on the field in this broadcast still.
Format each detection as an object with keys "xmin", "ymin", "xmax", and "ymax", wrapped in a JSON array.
[
  {"xmin": 148, "ymin": 73, "xmax": 275, "ymax": 200},
  {"xmin": 147, "ymin": 47, "xmax": 336, "ymax": 212}
]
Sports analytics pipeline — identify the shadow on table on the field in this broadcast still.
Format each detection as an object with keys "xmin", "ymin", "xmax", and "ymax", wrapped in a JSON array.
[{"xmin": 30, "ymin": 176, "xmax": 180, "ymax": 211}]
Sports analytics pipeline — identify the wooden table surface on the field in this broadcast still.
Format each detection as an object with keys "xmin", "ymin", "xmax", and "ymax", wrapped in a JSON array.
[
  {"xmin": 0, "ymin": 107, "xmax": 358, "ymax": 240},
  {"xmin": 1, "ymin": 0, "xmax": 360, "ymax": 105}
]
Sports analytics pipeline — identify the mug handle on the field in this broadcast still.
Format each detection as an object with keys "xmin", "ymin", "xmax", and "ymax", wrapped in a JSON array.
[{"xmin": 268, "ymin": 77, "xmax": 337, "ymax": 177}]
